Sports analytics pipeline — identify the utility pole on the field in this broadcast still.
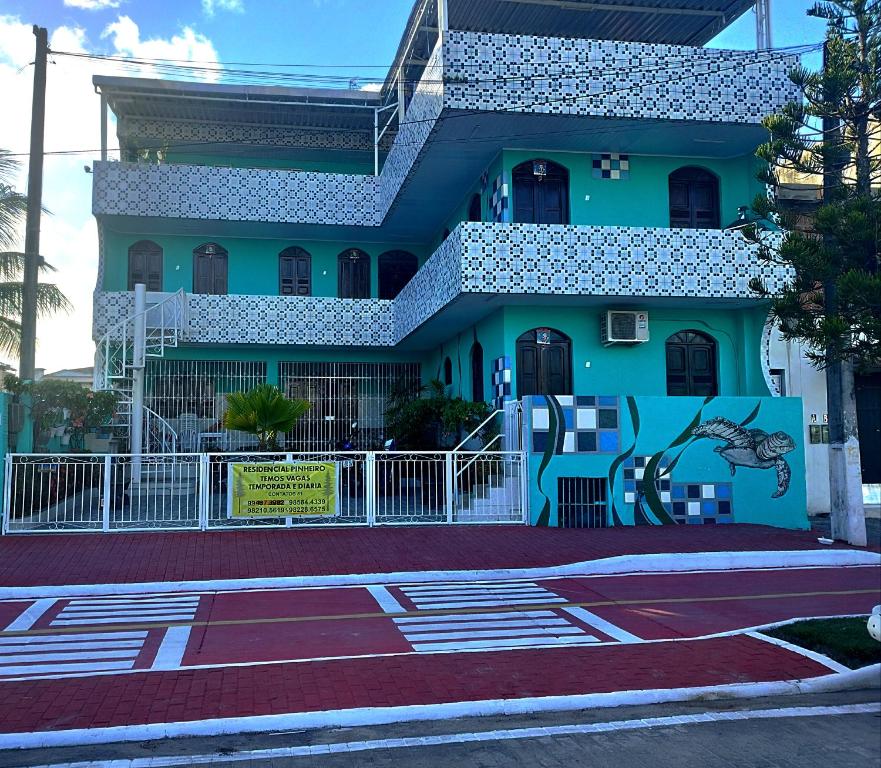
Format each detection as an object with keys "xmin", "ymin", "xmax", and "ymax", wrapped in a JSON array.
[
  {"xmin": 19, "ymin": 25, "xmax": 48, "ymax": 383},
  {"xmin": 821, "ymin": 40, "xmax": 866, "ymax": 547},
  {"xmin": 755, "ymin": 0, "xmax": 772, "ymax": 51}
]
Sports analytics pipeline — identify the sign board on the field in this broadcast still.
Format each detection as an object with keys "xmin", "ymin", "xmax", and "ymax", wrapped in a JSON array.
[{"xmin": 228, "ymin": 462, "xmax": 338, "ymax": 518}]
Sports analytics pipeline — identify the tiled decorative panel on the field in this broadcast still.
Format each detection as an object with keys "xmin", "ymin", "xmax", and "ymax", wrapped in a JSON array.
[
  {"xmin": 378, "ymin": 41, "xmax": 445, "ymax": 218},
  {"xmin": 95, "ymin": 223, "xmax": 792, "ymax": 345},
  {"xmin": 623, "ymin": 455, "xmax": 671, "ymax": 505},
  {"xmin": 490, "ymin": 174, "xmax": 509, "ymax": 222},
  {"xmin": 531, "ymin": 395, "xmax": 620, "ymax": 454},
  {"xmin": 442, "ymin": 31, "xmax": 799, "ymax": 124},
  {"xmin": 492, "ymin": 355, "xmax": 512, "ymax": 410},
  {"xmin": 94, "ymin": 292, "xmax": 394, "ymax": 346},
  {"xmin": 670, "ymin": 482, "xmax": 734, "ymax": 524},
  {"xmin": 457, "ymin": 223, "xmax": 790, "ymax": 300},
  {"xmin": 92, "ymin": 161, "xmax": 380, "ymax": 227},
  {"xmin": 593, "ymin": 153, "xmax": 629, "ymax": 180}
]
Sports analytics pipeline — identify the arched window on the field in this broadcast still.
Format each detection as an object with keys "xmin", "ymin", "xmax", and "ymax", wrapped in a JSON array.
[
  {"xmin": 279, "ymin": 247, "xmax": 311, "ymax": 296},
  {"xmin": 666, "ymin": 330, "xmax": 718, "ymax": 396},
  {"xmin": 668, "ymin": 167, "xmax": 720, "ymax": 229},
  {"xmin": 378, "ymin": 250, "xmax": 418, "ymax": 299},
  {"xmin": 193, "ymin": 242, "xmax": 228, "ymax": 295},
  {"xmin": 443, "ymin": 357, "xmax": 453, "ymax": 386},
  {"xmin": 467, "ymin": 193, "xmax": 482, "ymax": 223},
  {"xmin": 128, "ymin": 240, "xmax": 163, "ymax": 292},
  {"xmin": 338, "ymin": 249, "xmax": 370, "ymax": 298},
  {"xmin": 471, "ymin": 342, "xmax": 485, "ymax": 402},
  {"xmin": 512, "ymin": 159, "xmax": 569, "ymax": 225},
  {"xmin": 516, "ymin": 328, "xmax": 572, "ymax": 397}
]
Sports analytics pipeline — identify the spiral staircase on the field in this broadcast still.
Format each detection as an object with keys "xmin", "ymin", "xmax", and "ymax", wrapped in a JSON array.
[{"xmin": 93, "ymin": 289, "xmax": 187, "ymax": 454}]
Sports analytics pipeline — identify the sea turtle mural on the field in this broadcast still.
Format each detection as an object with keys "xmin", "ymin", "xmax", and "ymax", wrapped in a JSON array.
[{"xmin": 692, "ymin": 416, "xmax": 796, "ymax": 498}]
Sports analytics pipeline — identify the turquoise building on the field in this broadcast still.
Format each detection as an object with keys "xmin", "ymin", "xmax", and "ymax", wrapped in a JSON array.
[{"xmin": 90, "ymin": 0, "xmax": 808, "ymax": 529}]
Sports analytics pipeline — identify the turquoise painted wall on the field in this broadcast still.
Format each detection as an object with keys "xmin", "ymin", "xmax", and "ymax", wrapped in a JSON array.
[
  {"xmin": 103, "ymin": 231, "xmax": 427, "ymax": 299},
  {"xmin": 493, "ymin": 305, "xmax": 771, "ymax": 399},
  {"xmin": 501, "ymin": 149, "xmax": 764, "ymax": 229},
  {"xmin": 525, "ymin": 394, "xmax": 807, "ymax": 530},
  {"xmin": 421, "ymin": 309, "xmax": 506, "ymax": 402}
]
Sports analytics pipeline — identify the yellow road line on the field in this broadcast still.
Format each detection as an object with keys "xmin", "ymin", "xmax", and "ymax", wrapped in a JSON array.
[{"xmin": 1, "ymin": 588, "xmax": 877, "ymax": 638}]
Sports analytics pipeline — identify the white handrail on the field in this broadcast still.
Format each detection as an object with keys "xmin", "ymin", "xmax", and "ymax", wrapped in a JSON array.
[
  {"xmin": 144, "ymin": 407, "xmax": 178, "ymax": 454},
  {"xmin": 453, "ymin": 409, "xmax": 503, "ymax": 451}
]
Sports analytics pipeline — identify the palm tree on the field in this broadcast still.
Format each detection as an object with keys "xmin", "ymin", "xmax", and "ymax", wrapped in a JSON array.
[
  {"xmin": 0, "ymin": 149, "xmax": 72, "ymax": 357},
  {"xmin": 223, "ymin": 384, "xmax": 311, "ymax": 451}
]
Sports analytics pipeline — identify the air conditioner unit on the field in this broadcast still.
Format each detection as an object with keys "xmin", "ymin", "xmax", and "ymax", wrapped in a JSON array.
[{"xmin": 601, "ymin": 311, "xmax": 650, "ymax": 346}]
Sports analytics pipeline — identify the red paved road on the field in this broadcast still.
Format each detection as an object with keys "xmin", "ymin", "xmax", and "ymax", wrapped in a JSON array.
[
  {"xmin": 0, "ymin": 635, "xmax": 832, "ymax": 735},
  {"xmin": 0, "ymin": 524, "xmax": 870, "ymax": 587},
  {"xmin": 0, "ymin": 565, "xmax": 877, "ymax": 738}
]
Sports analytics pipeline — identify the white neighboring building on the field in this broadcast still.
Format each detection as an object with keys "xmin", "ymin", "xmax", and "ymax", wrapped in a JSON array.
[{"xmin": 769, "ymin": 330, "xmax": 880, "ymax": 516}]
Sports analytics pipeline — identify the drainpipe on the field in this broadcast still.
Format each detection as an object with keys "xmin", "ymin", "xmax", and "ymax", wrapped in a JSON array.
[{"xmin": 130, "ymin": 283, "xmax": 147, "ymax": 482}]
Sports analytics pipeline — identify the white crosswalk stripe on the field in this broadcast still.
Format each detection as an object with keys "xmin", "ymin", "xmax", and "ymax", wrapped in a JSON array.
[
  {"xmin": 51, "ymin": 595, "xmax": 200, "ymax": 627},
  {"xmin": 0, "ymin": 631, "xmax": 149, "ymax": 680},
  {"xmin": 394, "ymin": 581, "xmax": 599, "ymax": 652}
]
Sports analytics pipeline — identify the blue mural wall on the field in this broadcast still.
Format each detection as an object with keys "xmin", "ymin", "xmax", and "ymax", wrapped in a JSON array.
[{"xmin": 525, "ymin": 394, "xmax": 807, "ymax": 530}]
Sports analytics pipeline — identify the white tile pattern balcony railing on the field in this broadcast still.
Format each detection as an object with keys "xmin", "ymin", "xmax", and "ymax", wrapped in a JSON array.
[
  {"xmin": 94, "ymin": 224, "xmax": 789, "ymax": 346},
  {"xmin": 93, "ymin": 35, "xmax": 797, "ymax": 228},
  {"xmin": 92, "ymin": 162, "xmax": 379, "ymax": 226},
  {"xmin": 442, "ymin": 31, "xmax": 800, "ymax": 124}
]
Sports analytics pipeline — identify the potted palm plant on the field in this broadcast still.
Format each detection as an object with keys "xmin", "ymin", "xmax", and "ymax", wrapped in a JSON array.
[{"xmin": 222, "ymin": 384, "xmax": 310, "ymax": 451}]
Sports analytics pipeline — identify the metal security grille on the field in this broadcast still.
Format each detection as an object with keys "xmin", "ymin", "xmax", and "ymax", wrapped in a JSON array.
[
  {"xmin": 145, "ymin": 360, "xmax": 267, "ymax": 421},
  {"xmin": 279, "ymin": 362, "xmax": 420, "ymax": 451},
  {"xmin": 557, "ymin": 477, "xmax": 607, "ymax": 528}
]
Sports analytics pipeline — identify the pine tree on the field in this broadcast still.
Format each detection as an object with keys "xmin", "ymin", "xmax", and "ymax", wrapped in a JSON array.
[{"xmin": 749, "ymin": 0, "xmax": 880, "ymax": 545}]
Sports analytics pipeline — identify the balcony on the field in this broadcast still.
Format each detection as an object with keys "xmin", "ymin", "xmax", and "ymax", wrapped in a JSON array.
[
  {"xmin": 441, "ymin": 31, "xmax": 799, "ymax": 127},
  {"xmin": 92, "ymin": 161, "xmax": 379, "ymax": 227},
  {"xmin": 94, "ymin": 223, "xmax": 790, "ymax": 348}
]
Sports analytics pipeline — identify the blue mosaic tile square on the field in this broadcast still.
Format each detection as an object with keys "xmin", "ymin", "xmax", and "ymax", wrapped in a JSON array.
[
  {"xmin": 715, "ymin": 485, "xmax": 731, "ymax": 499},
  {"xmin": 598, "ymin": 395, "xmax": 618, "ymax": 407},
  {"xmin": 702, "ymin": 501, "xmax": 716, "ymax": 515},
  {"xmin": 718, "ymin": 500, "xmax": 732, "ymax": 515},
  {"xmin": 576, "ymin": 396, "xmax": 596, "ymax": 406},
  {"xmin": 562, "ymin": 408, "xmax": 574, "ymax": 429},
  {"xmin": 598, "ymin": 408, "xmax": 618, "ymax": 429},
  {"xmin": 532, "ymin": 431, "xmax": 548, "ymax": 452},
  {"xmin": 687, "ymin": 485, "xmax": 701, "ymax": 499},
  {"xmin": 672, "ymin": 485, "xmax": 686, "ymax": 500},
  {"xmin": 577, "ymin": 431, "xmax": 596, "ymax": 452},
  {"xmin": 598, "ymin": 431, "xmax": 619, "ymax": 452}
]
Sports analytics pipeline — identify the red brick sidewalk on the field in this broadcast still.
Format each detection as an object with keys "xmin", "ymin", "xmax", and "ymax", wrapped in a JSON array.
[
  {"xmin": 0, "ymin": 634, "xmax": 831, "ymax": 735},
  {"xmin": 0, "ymin": 524, "xmax": 862, "ymax": 588}
]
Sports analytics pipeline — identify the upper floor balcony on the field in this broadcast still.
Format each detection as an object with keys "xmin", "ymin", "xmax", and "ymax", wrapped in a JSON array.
[
  {"xmin": 93, "ymin": 31, "xmax": 799, "ymax": 240},
  {"xmin": 94, "ymin": 222, "xmax": 790, "ymax": 348}
]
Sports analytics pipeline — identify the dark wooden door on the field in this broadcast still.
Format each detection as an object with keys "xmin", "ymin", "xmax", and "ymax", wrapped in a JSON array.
[
  {"xmin": 669, "ymin": 167, "xmax": 720, "ymax": 229},
  {"xmin": 128, "ymin": 241, "xmax": 163, "ymax": 291},
  {"xmin": 193, "ymin": 245, "xmax": 228, "ymax": 295},
  {"xmin": 378, "ymin": 251, "xmax": 417, "ymax": 300},
  {"xmin": 666, "ymin": 331, "xmax": 718, "ymax": 396},
  {"xmin": 513, "ymin": 161, "xmax": 569, "ymax": 225},
  {"xmin": 338, "ymin": 250, "xmax": 370, "ymax": 298},
  {"xmin": 471, "ymin": 343, "xmax": 485, "ymax": 402},
  {"xmin": 516, "ymin": 331, "xmax": 572, "ymax": 397},
  {"xmin": 279, "ymin": 249, "xmax": 311, "ymax": 296},
  {"xmin": 856, "ymin": 372, "xmax": 881, "ymax": 483}
]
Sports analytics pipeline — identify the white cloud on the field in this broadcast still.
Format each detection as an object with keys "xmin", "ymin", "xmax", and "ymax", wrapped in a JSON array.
[
  {"xmin": 0, "ymin": 14, "xmax": 220, "ymax": 371},
  {"xmin": 202, "ymin": 0, "xmax": 244, "ymax": 17},
  {"xmin": 63, "ymin": 0, "xmax": 122, "ymax": 10}
]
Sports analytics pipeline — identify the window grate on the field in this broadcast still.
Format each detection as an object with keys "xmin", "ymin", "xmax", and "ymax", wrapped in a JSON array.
[
  {"xmin": 557, "ymin": 477, "xmax": 608, "ymax": 528},
  {"xmin": 279, "ymin": 362, "xmax": 420, "ymax": 451}
]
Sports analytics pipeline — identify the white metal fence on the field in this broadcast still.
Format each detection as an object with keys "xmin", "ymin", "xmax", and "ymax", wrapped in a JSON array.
[{"xmin": 2, "ymin": 451, "xmax": 528, "ymax": 533}]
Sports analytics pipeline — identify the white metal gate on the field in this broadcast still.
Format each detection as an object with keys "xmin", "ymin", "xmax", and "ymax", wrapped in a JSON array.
[{"xmin": 2, "ymin": 451, "xmax": 528, "ymax": 533}]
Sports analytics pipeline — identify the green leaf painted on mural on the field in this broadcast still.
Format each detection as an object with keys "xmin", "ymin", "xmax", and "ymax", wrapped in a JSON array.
[
  {"xmin": 740, "ymin": 401, "xmax": 762, "ymax": 427},
  {"xmin": 607, "ymin": 395, "xmax": 640, "ymax": 527},
  {"xmin": 643, "ymin": 396, "xmax": 715, "ymax": 525}
]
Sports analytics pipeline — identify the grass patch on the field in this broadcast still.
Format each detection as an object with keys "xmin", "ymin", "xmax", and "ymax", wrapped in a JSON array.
[{"xmin": 766, "ymin": 617, "xmax": 881, "ymax": 669}]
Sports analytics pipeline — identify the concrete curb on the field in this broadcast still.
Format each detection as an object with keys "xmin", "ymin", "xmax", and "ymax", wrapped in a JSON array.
[
  {"xmin": 0, "ymin": 548, "xmax": 878, "ymax": 599},
  {"xmin": 1, "ymin": 664, "xmax": 878, "ymax": 750}
]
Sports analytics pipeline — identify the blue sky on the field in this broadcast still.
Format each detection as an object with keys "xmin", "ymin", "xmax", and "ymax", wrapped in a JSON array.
[{"xmin": 0, "ymin": 0, "xmax": 826, "ymax": 371}]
